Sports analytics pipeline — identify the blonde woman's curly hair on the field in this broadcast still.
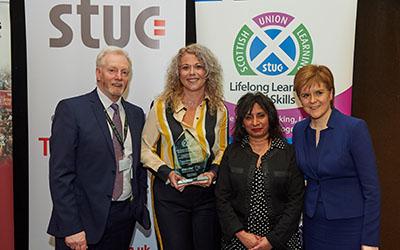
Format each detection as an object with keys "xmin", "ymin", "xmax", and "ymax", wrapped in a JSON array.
[{"xmin": 160, "ymin": 43, "xmax": 224, "ymax": 114}]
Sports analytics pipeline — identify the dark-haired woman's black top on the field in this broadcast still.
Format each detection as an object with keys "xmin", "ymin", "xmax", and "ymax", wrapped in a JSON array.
[{"xmin": 215, "ymin": 138, "xmax": 304, "ymax": 250}]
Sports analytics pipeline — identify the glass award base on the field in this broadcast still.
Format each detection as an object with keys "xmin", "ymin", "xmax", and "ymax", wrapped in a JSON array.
[{"xmin": 177, "ymin": 175, "xmax": 209, "ymax": 185}]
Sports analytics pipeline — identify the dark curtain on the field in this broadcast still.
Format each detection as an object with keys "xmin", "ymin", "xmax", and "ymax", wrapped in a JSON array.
[
  {"xmin": 353, "ymin": 0, "xmax": 400, "ymax": 249},
  {"xmin": 10, "ymin": 0, "xmax": 29, "ymax": 249}
]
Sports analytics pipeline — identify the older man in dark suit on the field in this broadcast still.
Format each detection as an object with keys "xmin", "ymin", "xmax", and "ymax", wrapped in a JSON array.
[{"xmin": 47, "ymin": 46, "xmax": 150, "ymax": 250}]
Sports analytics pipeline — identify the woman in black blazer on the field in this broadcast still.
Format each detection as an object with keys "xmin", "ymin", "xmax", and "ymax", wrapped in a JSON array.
[{"xmin": 215, "ymin": 92, "xmax": 304, "ymax": 250}]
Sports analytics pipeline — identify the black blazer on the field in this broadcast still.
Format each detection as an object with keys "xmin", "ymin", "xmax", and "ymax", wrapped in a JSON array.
[
  {"xmin": 47, "ymin": 89, "xmax": 150, "ymax": 244},
  {"xmin": 215, "ymin": 138, "xmax": 304, "ymax": 249}
]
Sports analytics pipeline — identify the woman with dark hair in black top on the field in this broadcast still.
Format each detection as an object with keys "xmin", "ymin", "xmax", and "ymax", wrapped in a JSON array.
[{"xmin": 215, "ymin": 92, "xmax": 304, "ymax": 250}]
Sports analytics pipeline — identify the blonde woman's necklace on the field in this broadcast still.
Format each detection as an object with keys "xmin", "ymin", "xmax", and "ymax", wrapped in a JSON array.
[
  {"xmin": 183, "ymin": 99, "xmax": 197, "ymax": 108},
  {"xmin": 182, "ymin": 97, "xmax": 203, "ymax": 109}
]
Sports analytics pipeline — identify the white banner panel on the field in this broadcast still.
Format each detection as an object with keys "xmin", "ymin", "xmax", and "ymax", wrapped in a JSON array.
[
  {"xmin": 196, "ymin": 0, "xmax": 357, "ymax": 141},
  {"xmin": 25, "ymin": 0, "xmax": 185, "ymax": 249},
  {"xmin": 0, "ymin": 1, "xmax": 10, "ymax": 70}
]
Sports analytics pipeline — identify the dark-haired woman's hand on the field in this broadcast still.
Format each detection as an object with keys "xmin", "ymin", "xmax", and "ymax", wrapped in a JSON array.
[
  {"xmin": 249, "ymin": 236, "xmax": 272, "ymax": 250},
  {"xmin": 235, "ymin": 230, "xmax": 261, "ymax": 249}
]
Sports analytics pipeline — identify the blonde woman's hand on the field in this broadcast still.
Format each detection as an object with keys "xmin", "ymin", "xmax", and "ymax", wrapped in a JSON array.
[
  {"xmin": 191, "ymin": 171, "xmax": 215, "ymax": 188},
  {"xmin": 168, "ymin": 171, "xmax": 186, "ymax": 192}
]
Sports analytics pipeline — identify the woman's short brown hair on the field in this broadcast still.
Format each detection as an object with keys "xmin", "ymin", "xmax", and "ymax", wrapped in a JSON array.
[{"xmin": 293, "ymin": 64, "xmax": 335, "ymax": 107}]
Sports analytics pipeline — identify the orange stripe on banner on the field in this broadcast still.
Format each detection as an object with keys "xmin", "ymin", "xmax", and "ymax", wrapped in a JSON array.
[
  {"xmin": 154, "ymin": 20, "xmax": 165, "ymax": 26},
  {"xmin": 154, "ymin": 29, "xmax": 165, "ymax": 36}
]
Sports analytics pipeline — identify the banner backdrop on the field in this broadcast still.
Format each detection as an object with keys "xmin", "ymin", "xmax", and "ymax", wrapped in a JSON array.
[
  {"xmin": 0, "ymin": 1, "xmax": 14, "ymax": 250},
  {"xmin": 196, "ymin": 0, "xmax": 357, "ymax": 141},
  {"xmin": 25, "ymin": 0, "xmax": 185, "ymax": 249}
]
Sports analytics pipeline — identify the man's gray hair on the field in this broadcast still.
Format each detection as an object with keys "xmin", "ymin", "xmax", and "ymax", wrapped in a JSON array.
[{"xmin": 96, "ymin": 46, "xmax": 132, "ymax": 69}]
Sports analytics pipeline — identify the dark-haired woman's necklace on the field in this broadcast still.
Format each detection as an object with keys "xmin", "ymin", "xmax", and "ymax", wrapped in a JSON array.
[{"xmin": 250, "ymin": 138, "xmax": 271, "ymax": 165}]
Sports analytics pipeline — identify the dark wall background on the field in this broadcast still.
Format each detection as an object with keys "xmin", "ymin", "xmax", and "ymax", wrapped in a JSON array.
[
  {"xmin": 352, "ymin": 0, "xmax": 400, "ymax": 249},
  {"xmin": 10, "ymin": 0, "xmax": 399, "ymax": 249}
]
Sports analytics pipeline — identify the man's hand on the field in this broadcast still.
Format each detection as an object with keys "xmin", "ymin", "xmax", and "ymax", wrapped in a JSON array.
[{"xmin": 65, "ymin": 231, "xmax": 87, "ymax": 250}]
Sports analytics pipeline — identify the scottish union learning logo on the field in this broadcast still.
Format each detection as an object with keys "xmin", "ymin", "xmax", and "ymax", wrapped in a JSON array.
[{"xmin": 233, "ymin": 12, "xmax": 313, "ymax": 76}]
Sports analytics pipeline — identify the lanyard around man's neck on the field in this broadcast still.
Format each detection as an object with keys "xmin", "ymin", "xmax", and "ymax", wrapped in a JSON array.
[{"xmin": 103, "ymin": 107, "xmax": 129, "ymax": 150}]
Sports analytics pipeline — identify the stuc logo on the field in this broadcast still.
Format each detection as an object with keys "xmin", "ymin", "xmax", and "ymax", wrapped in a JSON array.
[
  {"xmin": 233, "ymin": 12, "xmax": 313, "ymax": 76},
  {"xmin": 49, "ymin": 0, "xmax": 166, "ymax": 49}
]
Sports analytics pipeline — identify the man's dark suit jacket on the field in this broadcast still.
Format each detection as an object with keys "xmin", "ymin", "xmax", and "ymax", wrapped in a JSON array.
[{"xmin": 47, "ymin": 89, "xmax": 150, "ymax": 244}]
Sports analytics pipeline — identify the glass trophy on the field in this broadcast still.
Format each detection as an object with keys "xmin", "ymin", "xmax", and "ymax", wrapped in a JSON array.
[{"xmin": 172, "ymin": 130, "xmax": 209, "ymax": 185}]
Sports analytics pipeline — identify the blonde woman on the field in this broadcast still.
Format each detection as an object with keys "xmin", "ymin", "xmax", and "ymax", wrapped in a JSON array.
[{"xmin": 141, "ymin": 44, "xmax": 228, "ymax": 250}]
